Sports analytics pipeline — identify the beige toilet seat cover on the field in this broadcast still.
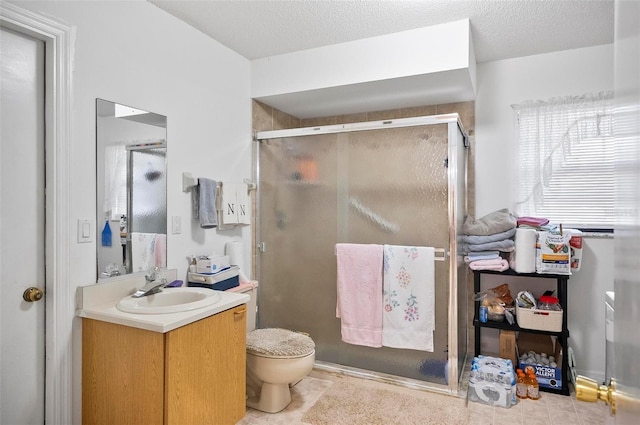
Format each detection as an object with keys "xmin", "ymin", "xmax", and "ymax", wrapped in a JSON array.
[{"xmin": 247, "ymin": 328, "xmax": 315, "ymax": 357}]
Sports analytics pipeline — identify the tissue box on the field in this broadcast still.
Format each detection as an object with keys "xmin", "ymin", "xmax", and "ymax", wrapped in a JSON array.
[
  {"xmin": 188, "ymin": 266, "xmax": 239, "ymax": 291},
  {"xmin": 196, "ymin": 255, "xmax": 230, "ymax": 274},
  {"xmin": 517, "ymin": 333, "xmax": 563, "ymax": 390}
]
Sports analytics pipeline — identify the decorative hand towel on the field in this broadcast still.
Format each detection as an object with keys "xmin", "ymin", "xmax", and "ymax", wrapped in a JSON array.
[
  {"xmin": 236, "ymin": 183, "xmax": 251, "ymax": 226},
  {"xmin": 197, "ymin": 178, "xmax": 218, "ymax": 228},
  {"xmin": 131, "ymin": 232, "xmax": 156, "ymax": 273},
  {"xmin": 382, "ymin": 245, "xmax": 435, "ymax": 352},
  {"xmin": 217, "ymin": 182, "xmax": 239, "ymax": 229},
  {"xmin": 335, "ymin": 243, "xmax": 384, "ymax": 348}
]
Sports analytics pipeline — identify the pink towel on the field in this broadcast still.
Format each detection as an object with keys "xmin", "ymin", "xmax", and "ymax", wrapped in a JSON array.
[
  {"xmin": 154, "ymin": 233, "xmax": 167, "ymax": 268},
  {"xmin": 468, "ymin": 258, "xmax": 509, "ymax": 271},
  {"xmin": 517, "ymin": 216, "xmax": 549, "ymax": 227},
  {"xmin": 226, "ymin": 281, "xmax": 257, "ymax": 293},
  {"xmin": 336, "ymin": 243, "xmax": 383, "ymax": 348}
]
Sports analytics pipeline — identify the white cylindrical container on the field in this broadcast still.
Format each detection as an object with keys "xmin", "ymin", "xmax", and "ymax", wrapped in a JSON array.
[
  {"xmin": 226, "ymin": 240, "xmax": 250, "ymax": 282},
  {"xmin": 567, "ymin": 229, "xmax": 583, "ymax": 271},
  {"xmin": 514, "ymin": 228, "xmax": 537, "ymax": 273}
]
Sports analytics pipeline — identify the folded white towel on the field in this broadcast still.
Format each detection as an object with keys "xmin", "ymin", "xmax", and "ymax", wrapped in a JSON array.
[{"xmin": 382, "ymin": 245, "xmax": 435, "ymax": 352}]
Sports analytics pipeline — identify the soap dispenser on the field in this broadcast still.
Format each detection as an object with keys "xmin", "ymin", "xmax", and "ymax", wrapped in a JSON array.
[{"xmin": 101, "ymin": 217, "xmax": 112, "ymax": 247}]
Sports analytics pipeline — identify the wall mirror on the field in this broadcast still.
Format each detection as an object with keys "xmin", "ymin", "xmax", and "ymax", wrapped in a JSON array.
[{"xmin": 96, "ymin": 99, "xmax": 167, "ymax": 280}]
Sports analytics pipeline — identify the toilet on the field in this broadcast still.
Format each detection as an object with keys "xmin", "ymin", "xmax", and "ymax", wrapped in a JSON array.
[{"xmin": 234, "ymin": 282, "xmax": 315, "ymax": 413}]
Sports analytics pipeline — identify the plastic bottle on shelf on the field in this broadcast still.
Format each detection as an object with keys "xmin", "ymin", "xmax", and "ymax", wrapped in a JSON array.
[
  {"xmin": 527, "ymin": 371, "xmax": 540, "ymax": 400},
  {"xmin": 516, "ymin": 369, "xmax": 528, "ymax": 399},
  {"xmin": 538, "ymin": 295, "xmax": 562, "ymax": 311}
]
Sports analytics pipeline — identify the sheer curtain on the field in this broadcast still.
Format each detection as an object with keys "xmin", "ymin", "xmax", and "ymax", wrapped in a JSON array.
[
  {"xmin": 512, "ymin": 92, "xmax": 614, "ymax": 228},
  {"xmin": 103, "ymin": 143, "xmax": 127, "ymax": 220}
]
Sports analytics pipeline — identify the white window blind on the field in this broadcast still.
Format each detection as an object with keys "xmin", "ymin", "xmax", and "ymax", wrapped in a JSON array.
[{"xmin": 513, "ymin": 92, "xmax": 614, "ymax": 229}]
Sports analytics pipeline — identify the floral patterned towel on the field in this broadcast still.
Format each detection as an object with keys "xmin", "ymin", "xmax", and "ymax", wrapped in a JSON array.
[{"xmin": 382, "ymin": 245, "xmax": 435, "ymax": 352}]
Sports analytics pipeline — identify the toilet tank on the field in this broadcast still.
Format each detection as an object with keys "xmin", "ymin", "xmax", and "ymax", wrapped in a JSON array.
[{"xmin": 233, "ymin": 282, "xmax": 258, "ymax": 333}]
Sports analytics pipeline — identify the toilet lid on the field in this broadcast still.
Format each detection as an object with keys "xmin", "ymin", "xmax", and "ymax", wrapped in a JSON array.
[{"xmin": 247, "ymin": 328, "xmax": 315, "ymax": 357}]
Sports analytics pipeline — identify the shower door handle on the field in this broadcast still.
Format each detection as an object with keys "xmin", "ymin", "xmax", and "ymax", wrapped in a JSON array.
[{"xmin": 258, "ymin": 242, "xmax": 267, "ymax": 253}]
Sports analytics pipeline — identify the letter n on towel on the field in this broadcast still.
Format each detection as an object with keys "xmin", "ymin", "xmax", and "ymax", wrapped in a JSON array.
[
  {"xmin": 382, "ymin": 245, "xmax": 435, "ymax": 352},
  {"xmin": 335, "ymin": 243, "xmax": 383, "ymax": 348}
]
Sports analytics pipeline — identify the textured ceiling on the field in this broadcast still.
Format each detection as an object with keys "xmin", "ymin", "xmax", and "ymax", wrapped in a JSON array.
[{"xmin": 149, "ymin": 0, "xmax": 614, "ymax": 63}]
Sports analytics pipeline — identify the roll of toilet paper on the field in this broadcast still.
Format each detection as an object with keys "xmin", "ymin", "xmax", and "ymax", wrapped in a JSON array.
[
  {"xmin": 225, "ymin": 241, "xmax": 250, "ymax": 283},
  {"xmin": 514, "ymin": 228, "xmax": 537, "ymax": 273},
  {"xmin": 225, "ymin": 241, "xmax": 243, "ymax": 266}
]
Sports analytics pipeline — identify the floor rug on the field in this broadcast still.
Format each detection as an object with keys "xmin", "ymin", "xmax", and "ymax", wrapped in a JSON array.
[{"xmin": 301, "ymin": 379, "xmax": 469, "ymax": 425}]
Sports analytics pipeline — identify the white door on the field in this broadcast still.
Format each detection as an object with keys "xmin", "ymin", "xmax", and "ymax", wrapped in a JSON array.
[
  {"xmin": 614, "ymin": 0, "xmax": 640, "ymax": 422},
  {"xmin": 0, "ymin": 27, "xmax": 46, "ymax": 424}
]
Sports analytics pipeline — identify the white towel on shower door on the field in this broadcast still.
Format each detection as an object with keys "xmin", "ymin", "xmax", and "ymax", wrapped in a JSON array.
[{"xmin": 382, "ymin": 245, "xmax": 435, "ymax": 352}]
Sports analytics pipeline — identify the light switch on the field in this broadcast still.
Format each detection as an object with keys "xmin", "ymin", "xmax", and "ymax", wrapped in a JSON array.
[
  {"xmin": 77, "ymin": 219, "xmax": 93, "ymax": 243},
  {"xmin": 82, "ymin": 221, "xmax": 91, "ymax": 237},
  {"xmin": 172, "ymin": 216, "xmax": 181, "ymax": 234}
]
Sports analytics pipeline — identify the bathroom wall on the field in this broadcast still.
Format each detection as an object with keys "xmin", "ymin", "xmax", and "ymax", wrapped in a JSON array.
[
  {"xmin": 12, "ymin": 1, "xmax": 252, "ymax": 423},
  {"xmin": 475, "ymin": 43, "xmax": 615, "ymax": 382}
]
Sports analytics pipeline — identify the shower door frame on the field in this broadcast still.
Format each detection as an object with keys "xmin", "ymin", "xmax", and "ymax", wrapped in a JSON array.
[{"xmin": 254, "ymin": 113, "xmax": 469, "ymax": 394}]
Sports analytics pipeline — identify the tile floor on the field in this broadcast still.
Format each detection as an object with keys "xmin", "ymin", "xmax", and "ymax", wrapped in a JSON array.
[
  {"xmin": 467, "ymin": 388, "xmax": 611, "ymax": 425},
  {"xmin": 238, "ymin": 369, "xmax": 611, "ymax": 425}
]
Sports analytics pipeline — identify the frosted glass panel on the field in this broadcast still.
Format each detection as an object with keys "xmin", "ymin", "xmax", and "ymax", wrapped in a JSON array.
[
  {"xmin": 130, "ymin": 148, "xmax": 166, "ymax": 234},
  {"xmin": 258, "ymin": 123, "xmax": 460, "ymax": 384}
]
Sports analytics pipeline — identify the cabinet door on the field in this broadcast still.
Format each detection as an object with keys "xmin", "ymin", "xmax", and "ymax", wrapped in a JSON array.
[
  {"xmin": 82, "ymin": 319, "xmax": 165, "ymax": 425},
  {"xmin": 165, "ymin": 305, "xmax": 247, "ymax": 425}
]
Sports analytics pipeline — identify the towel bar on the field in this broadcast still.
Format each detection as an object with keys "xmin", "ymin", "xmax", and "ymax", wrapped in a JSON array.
[
  {"xmin": 182, "ymin": 172, "xmax": 256, "ymax": 193},
  {"xmin": 333, "ymin": 246, "xmax": 448, "ymax": 261}
]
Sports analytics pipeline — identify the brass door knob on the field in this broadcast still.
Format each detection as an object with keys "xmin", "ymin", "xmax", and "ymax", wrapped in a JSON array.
[
  {"xmin": 23, "ymin": 287, "xmax": 44, "ymax": 302},
  {"xmin": 576, "ymin": 375, "xmax": 616, "ymax": 415}
]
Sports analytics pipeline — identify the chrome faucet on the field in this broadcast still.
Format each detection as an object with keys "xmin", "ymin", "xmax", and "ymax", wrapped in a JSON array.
[{"xmin": 132, "ymin": 268, "xmax": 168, "ymax": 298}]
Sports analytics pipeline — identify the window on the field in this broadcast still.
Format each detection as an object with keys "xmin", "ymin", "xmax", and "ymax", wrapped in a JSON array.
[{"xmin": 512, "ymin": 92, "xmax": 614, "ymax": 230}]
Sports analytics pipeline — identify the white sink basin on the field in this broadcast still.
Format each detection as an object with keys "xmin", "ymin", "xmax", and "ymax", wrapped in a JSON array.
[{"xmin": 116, "ymin": 287, "xmax": 222, "ymax": 314}]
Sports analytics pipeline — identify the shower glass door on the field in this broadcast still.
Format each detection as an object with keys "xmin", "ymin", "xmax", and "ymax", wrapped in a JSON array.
[{"xmin": 257, "ymin": 122, "xmax": 458, "ymax": 386}]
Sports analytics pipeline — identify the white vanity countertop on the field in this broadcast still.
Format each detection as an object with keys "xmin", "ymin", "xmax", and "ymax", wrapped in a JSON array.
[{"xmin": 76, "ymin": 270, "xmax": 249, "ymax": 333}]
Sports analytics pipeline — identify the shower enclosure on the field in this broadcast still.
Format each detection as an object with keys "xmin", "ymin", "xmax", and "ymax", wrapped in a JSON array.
[{"xmin": 255, "ymin": 114, "xmax": 468, "ymax": 393}]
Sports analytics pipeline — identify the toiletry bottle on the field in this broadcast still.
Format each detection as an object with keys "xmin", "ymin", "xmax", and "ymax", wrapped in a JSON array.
[{"xmin": 101, "ymin": 219, "xmax": 112, "ymax": 247}]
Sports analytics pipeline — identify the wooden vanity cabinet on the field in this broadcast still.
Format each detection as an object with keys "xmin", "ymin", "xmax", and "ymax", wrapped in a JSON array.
[{"xmin": 82, "ymin": 304, "xmax": 247, "ymax": 425}]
